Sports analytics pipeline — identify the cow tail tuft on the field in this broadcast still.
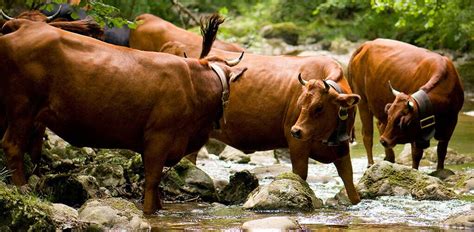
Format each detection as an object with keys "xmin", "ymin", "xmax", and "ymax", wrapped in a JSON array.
[{"xmin": 199, "ymin": 13, "xmax": 224, "ymax": 59}]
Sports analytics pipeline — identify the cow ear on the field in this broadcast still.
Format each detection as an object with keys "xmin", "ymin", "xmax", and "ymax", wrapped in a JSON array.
[
  {"xmin": 230, "ymin": 67, "xmax": 248, "ymax": 82},
  {"xmin": 334, "ymin": 93, "xmax": 360, "ymax": 108}
]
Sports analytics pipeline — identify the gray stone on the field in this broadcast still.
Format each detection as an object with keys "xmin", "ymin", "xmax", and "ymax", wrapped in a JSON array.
[
  {"xmin": 160, "ymin": 159, "xmax": 217, "ymax": 202},
  {"xmin": 218, "ymin": 170, "xmax": 259, "ymax": 205},
  {"xmin": 241, "ymin": 216, "xmax": 301, "ymax": 231},
  {"xmin": 51, "ymin": 203, "xmax": 88, "ymax": 231},
  {"xmin": 250, "ymin": 164, "xmax": 291, "ymax": 181},
  {"xmin": 219, "ymin": 146, "xmax": 250, "ymax": 163},
  {"xmin": 205, "ymin": 139, "xmax": 227, "ymax": 156},
  {"xmin": 261, "ymin": 22, "xmax": 300, "ymax": 45},
  {"xmin": 429, "ymin": 169, "xmax": 456, "ymax": 180},
  {"xmin": 78, "ymin": 198, "xmax": 150, "ymax": 231},
  {"xmin": 356, "ymin": 161, "xmax": 457, "ymax": 200},
  {"xmin": 243, "ymin": 172, "xmax": 323, "ymax": 212},
  {"xmin": 249, "ymin": 150, "xmax": 278, "ymax": 165},
  {"xmin": 444, "ymin": 208, "xmax": 474, "ymax": 229}
]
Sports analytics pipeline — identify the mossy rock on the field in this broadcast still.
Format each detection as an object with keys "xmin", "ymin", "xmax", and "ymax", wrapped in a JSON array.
[
  {"xmin": 0, "ymin": 181, "xmax": 56, "ymax": 231},
  {"xmin": 243, "ymin": 172, "xmax": 323, "ymax": 212},
  {"xmin": 261, "ymin": 22, "xmax": 300, "ymax": 45},
  {"xmin": 160, "ymin": 159, "xmax": 217, "ymax": 202},
  {"xmin": 218, "ymin": 170, "xmax": 259, "ymax": 205}
]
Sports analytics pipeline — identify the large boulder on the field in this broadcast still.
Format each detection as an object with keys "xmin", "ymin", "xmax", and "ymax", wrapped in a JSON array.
[
  {"xmin": 357, "ymin": 161, "xmax": 457, "ymax": 200},
  {"xmin": 249, "ymin": 150, "xmax": 278, "ymax": 165},
  {"xmin": 218, "ymin": 170, "xmax": 259, "ymax": 205},
  {"xmin": 243, "ymin": 172, "xmax": 323, "ymax": 212},
  {"xmin": 241, "ymin": 216, "xmax": 301, "ymax": 231},
  {"xmin": 160, "ymin": 159, "xmax": 217, "ymax": 202},
  {"xmin": 78, "ymin": 198, "xmax": 150, "ymax": 231}
]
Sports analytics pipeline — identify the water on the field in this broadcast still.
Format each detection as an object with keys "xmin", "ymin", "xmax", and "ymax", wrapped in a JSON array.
[{"xmin": 147, "ymin": 155, "xmax": 472, "ymax": 231}]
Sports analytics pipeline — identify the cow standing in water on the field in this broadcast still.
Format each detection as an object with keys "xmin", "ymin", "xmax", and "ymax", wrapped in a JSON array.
[
  {"xmin": 160, "ymin": 42, "xmax": 362, "ymax": 204},
  {"xmin": 0, "ymin": 16, "xmax": 246, "ymax": 214},
  {"xmin": 348, "ymin": 38, "xmax": 464, "ymax": 170}
]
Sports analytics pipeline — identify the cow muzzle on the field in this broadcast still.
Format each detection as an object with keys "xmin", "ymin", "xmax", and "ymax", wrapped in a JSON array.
[
  {"xmin": 379, "ymin": 137, "xmax": 394, "ymax": 148},
  {"xmin": 290, "ymin": 127, "xmax": 303, "ymax": 139}
]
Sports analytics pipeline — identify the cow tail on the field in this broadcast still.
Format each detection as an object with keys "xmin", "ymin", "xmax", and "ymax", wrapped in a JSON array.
[
  {"xmin": 199, "ymin": 14, "xmax": 224, "ymax": 59},
  {"xmin": 347, "ymin": 42, "xmax": 366, "ymax": 85}
]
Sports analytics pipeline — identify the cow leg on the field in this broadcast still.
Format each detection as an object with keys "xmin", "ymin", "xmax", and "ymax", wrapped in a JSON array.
[
  {"xmin": 142, "ymin": 133, "xmax": 174, "ymax": 215},
  {"xmin": 358, "ymin": 102, "xmax": 374, "ymax": 167},
  {"xmin": 411, "ymin": 142, "xmax": 424, "ymax": 169},
  {"xmin": 288, "ymin": 142, "xmax": 309, "ymax": 180},
  {"xmin": 28, "ymin": 125, "xmax": 46, "ymax": 174},
  {"xmin": 436, "ymin": 140, "xmax": 448, "ymax": 170},
  {"xmin": 2, "ymin": 118, "xmax": 34, "ymax": 186},
  {"xmin": 334, "ymin": 153, "xmax": 360, "ymax": 204},
  {"xmin": 383, "ymin": 148, "xmax": 395, "ymax": 163}
]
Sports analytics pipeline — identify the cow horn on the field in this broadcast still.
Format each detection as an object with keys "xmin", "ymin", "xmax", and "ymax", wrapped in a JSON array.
[
  {"xmin": 225, "ymin": 51, "xmax": 244, "ymax": 66},
  {"xmin": 298, "ymin": 73, "xmax": 307, "ymax": 86},
  {"xmin": 46, "ymin": 5, "xmax": 62, "ymax": 20},
  {"xmin": 323, "ymin": 80, "xmax": 330, "ymax": 92},
  {"xmin": 388, "ymin": 80, "xmax": 401, "ymax": 96},
  {"xmin": 0, "ymin": 9, "xmax": 14, "ymax": 20}
]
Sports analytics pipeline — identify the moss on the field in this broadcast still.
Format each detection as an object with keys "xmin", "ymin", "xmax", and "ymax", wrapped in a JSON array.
[
  {"xmin": 0, "ymin": 181, "xmax": 56, "ymax": 231},
  {"xmin": 275, "ymin": 172, "xmax": 311, "ymax": 190}
]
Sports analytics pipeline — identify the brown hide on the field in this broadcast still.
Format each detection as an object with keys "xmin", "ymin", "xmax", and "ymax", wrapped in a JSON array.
[
  {"xmin": 129, "ymin": 13, "xmax": 244, "ymax": 55},
  {"xmin": 0, "ymin": 19, "xmax": 245, "ymax": 214},
  {"xmin": 0, "ymin": 9, "xmax": 103, "ymax": 39},
  {"xmin": 162, "ymin": 42, "xmax": 361, "ymax": 204},
  {"xmin": 348, "ymin": 38, "xmax": 464, "ymax": 170}
]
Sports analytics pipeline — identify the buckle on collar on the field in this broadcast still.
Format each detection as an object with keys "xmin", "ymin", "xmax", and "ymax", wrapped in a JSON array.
[
  {"xmin": 420, "ymin": 115, "xmax": 435, "ymax": 129},
  {"xmin": 338, "ymin": 107, "xmax": 348, "ymax": 120}
]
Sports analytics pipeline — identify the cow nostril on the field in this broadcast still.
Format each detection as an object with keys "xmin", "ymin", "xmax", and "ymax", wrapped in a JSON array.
[
  {"xmin": 291, "ymin": 129, "xmax": 302, "ymax": 139},
  {"xmin": 380, "ymin": 139, "xmax": 388, "ymax": 147}
]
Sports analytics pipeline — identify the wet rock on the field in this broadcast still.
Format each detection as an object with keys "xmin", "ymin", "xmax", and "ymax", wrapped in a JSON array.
[
  {"xmin": 250, "ymin": 164, "xmax": 291, "ymax": 181},
  {"xmin": 83, "ymin": 163, "xmax": 126, "ymax": 191},
  {"xmin": 51, "ymin": 203, "xmax": 89, "ymax": 231},
  {"xmin": 78, "ymin": 198, "xmax": 150, "ymax": 231},
  {"xmin": 430, "ymin": 169, "xmax": 456, "ymax": 180},
  {"xmin": 0, "ymin": 181, "xmax": 88, "ymax": 230},
  {"xmin": 243, "ymin": 172, "xmax": 323, "ymax": 212},
  {"xmin": 444, "ymin": 172, "xmax": 474, "ymax": 194},
  {"xmin": 397, "ymin": 144, "xmax": 472, "ymax": 167},
  {"xmin": 444, "ymin": 208, "xmax": 474, "ymax": 229},
  {"xmin": 261, "ymin": 22, "xmax": 300, "ymax": 45},
  {"xmin": 160, "ymin": 159, "xmax": 217, "ymax": 202},
  {"xmin": 37, "ymin": 174, "xmax": 103, "ymax": 207},
  {"xmin": 197, "ymin": 147, "xmax": 210, "ymax": 160},
  {"xmin": 219, "ymin": 146, "xmax": 250, "ymax": 164},
  {"xmin": 357, "ymin": 161, "xmax": 457, "ymax": 200},
  {"xmin": 249, "ymin": 150, "xmax": 278, "ymax": 165},
  {"xmin": 218, "ymin": 170, "xmax": 259, "ymax": 205},
  {"xmin": 241, "ymin": 216, "xmax": 301, "ymax": 231},
  {"xmin": 205, "ymin": 139, "xmax": 227, "ymax": 156}
]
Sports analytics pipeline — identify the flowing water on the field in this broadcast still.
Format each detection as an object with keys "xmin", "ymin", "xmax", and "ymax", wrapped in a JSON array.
[{"xmin": 147, "ymin": 106, "xmax": 474, "ymax": 231}]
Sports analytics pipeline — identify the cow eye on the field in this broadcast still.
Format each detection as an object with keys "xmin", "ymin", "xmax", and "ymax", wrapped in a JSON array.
[{"xmin": 314, "ymin": 106, "xmax": 323, "ymax": 114}]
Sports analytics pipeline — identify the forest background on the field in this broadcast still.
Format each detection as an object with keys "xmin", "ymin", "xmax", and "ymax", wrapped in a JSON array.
[{"xmin": 0, "ymin": 0, "xmax": 472, "ymax": 53}]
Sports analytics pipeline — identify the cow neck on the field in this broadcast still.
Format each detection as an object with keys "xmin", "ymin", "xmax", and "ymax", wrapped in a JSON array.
[
  {"xmin": 209, "ymin": 63, "xmax": 230, "ymax": 127},
  {"xmin": 411, "ymin": 89, "xmax": 435, "ymax": 148},
  {"xmin": 322, "ymin": 79, "xmax": 351, "ymax": 146}
]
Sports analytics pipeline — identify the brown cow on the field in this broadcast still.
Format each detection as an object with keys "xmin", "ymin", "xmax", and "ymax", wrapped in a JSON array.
[
  {"xmin": 0, "ymin": 18, "xmax": 246, "ymax": 214},
  {"xmin": 348, "ymin": 38, "xmax": 464, "ymax": 170},
  {"xmin": 0, "ymin": 6, "xmax": 103, "ymax": 39},
  {"xmin": 129, "ymin": 13, "xmax": 244, "ymax": 55},
  {"xmin": 162, "ymin": 41, "xmax": 362, "ymax": 204}
]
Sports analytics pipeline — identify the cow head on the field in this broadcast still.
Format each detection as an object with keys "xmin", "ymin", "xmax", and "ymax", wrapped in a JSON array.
[
  {"xmin": 379, "ymin": 81, "xmax": 423, "ymax": 148},
  {"xmin": 0, "ymin": 5, "xmax": 62, "ymax": 22},
  {"xmin": 290, "ymin": 74, "xmax": 360, "ymax": 141}
]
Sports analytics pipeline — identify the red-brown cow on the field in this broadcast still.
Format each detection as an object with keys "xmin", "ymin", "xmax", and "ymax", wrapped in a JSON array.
[
  {"xmin": 0, "ymin": 6, "xmax": 103, "ymax": 38},
  {"xmin": 129, "ymin": 13, "xmax": 244, "ymax": 54},
  {"xmin": 0, "ymin": 18, "xmax": 246, "ymax": 214},
  {"xmin": 348, "ymin": 38, "xmax": 464, "ymax": 170},
  {"xmin": 163, "ymin": 42, "xmax": 362, "ymax": 204}
]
